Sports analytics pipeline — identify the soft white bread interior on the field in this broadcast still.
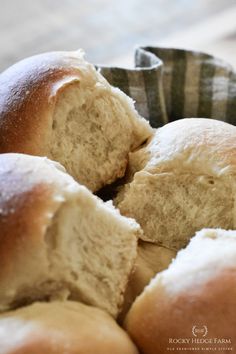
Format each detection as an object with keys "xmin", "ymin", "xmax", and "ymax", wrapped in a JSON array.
[
  {"xmin": 0, "ymin": 153, "xmax": 141, "ymax": 317},
  {"xmin": 115, "ymin": 118, "xmax": 236, "ymax": 250},
  {"xmin": 120, "ymin": 242, "xmax": 176, "ymax": 320},
  {"xmin": 0, "ymin": 301, "xmax": 138, "ymax": 354},
  {"xmin": 0, "ymin": 50, "xmax": 152, "ymax": 192},
  {"xmin": 125, "ymin": 228, "xmax": 236, "ymax": 354}
]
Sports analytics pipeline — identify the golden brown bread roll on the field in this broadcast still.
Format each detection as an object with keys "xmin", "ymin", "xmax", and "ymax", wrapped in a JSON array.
[
  {"xmin": 116, "ymin": 118, "xmax": 236, "ymax": 250},
  {"xmin": 125, "ymin": 228, "xmax": 236, "ymax": 354},
  {"xmin": 0, "ymin": 301, "xmax": 138, "ymax": 354},
  {"xmin": 0, "ymin": 50, "xmax": 152, "ymax": 192},
  {"xmin": 120, "ymin": 241, "xmax": 176, "ymax": 320},
  {"xmin": 0, "ymin": 153, "xmax": 141, "ymax": 317}
]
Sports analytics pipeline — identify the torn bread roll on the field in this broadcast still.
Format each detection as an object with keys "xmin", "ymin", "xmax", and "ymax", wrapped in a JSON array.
[
  {"xmin": 0, "ymin": 50, "xmax": 152, "ymax": 192},
  {"xmin": 0, "ymin": 301, "xmax": 138, "ymax": 354},
  {"xmin": 0, "ymin": 153, "xmax": 141, "ymax": 317},
  {"xmin": 125, "ymin": 228, "xmax": 236, "ymax": 354},
  {"xmin": 116, "ymin": 118, "xmax": 236, "ymax": 250}
]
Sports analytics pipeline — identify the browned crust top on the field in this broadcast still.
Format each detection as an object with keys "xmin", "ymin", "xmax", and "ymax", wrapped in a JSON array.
[
  {"xmin": 0, "ymin": 154, "xmax": 63, "ymax": 279},
  {"xmin": 0, "ymin": 51, "xmax": 88, "ymax": 155}
]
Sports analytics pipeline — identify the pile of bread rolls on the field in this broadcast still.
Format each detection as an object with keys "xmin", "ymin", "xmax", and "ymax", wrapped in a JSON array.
[{"xmin": 0, "ymin": 50, "xmax": 235, "ymax": 354}]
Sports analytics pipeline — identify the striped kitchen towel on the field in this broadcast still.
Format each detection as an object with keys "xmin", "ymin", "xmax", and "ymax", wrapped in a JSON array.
[{"xmin": 98, "ymin": 46, "xmax": 236, "ymax": 128}]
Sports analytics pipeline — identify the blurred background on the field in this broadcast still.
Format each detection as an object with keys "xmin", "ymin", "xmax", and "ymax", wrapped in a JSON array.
[{"xmin": 1, "ymin": 0, "xmax": 236, "ymax": 71}]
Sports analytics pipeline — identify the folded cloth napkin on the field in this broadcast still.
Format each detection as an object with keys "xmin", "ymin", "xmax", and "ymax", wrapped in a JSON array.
[{"xmin": 98, "ymin": 47, "xmax": 236, "ymax": 128}]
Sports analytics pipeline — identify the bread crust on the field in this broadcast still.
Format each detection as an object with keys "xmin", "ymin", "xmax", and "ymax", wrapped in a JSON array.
[
  {"xmin": 0, "ymin": 153, "xmax": 140, "ymax": 317},
  {"xmin": 128, "ymin": 118, "xmax": 236, "ymax": 177},
  {"xmin": 0, "ymin": 153, "xmax": 76, "ymax": 306},
  {"xmin": 0, "ymin": 51, "xmax": 89, "ymax": 155},
  {"xmin": 125, "ymin": 229, "xmax": 236, "ymax": 354},
  {"xmin": 0, "ymin": 301, "xmax": 138, "ymax": 354},
  {"xmin": 120, "ymin": 242, "xmax": 176, "ymax": 320},
  {"xmin": 116, "ymin": 118, "xmax": 236, "ymax": 249},
  {"xmin": 0, "ymin": 51, "xmax": 152, "ymax": 191}
]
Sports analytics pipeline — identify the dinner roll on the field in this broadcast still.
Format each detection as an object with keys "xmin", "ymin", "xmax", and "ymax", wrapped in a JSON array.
[
  {"xmin": 120, "ymin": 242, "xmax": 176, "ymax": 319},
  {"xmin": 116, "ymin": 118, "xmax": 236, "ymax": 250},
  {"xmin": 0, "ymin": 301, "xmax": 138, "ymax": 354},
  {"xmin": 0, "ymin": 50, "xmax": 152, "ymax": 192},
  {"xmin": 125, "ymin": 228, "xmax": 236, "ymax": 354},
  {"xmin": 0, "ymin": 153, "xmax": 141, "ymax": 317}
]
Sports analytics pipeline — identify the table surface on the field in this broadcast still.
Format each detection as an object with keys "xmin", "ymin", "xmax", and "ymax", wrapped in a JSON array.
[{"xmin": 0, "ymin": 0, "xmax": 236, "ymax": 71}]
